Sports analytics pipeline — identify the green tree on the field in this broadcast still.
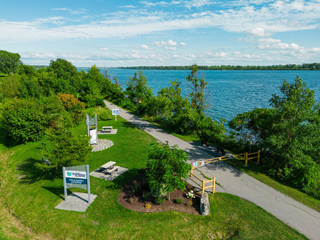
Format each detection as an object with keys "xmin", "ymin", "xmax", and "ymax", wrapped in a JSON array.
[
  {"xmin": 125, "ymin": 70, "xmax": 153, "ymax": 114},
  {"xmin": 186, "ymin": 65, "xmax": 225, "ymax": 144},
  {"xmin": 186, "ymin": 64, "xmax": 208, "ymax": 115},
  {"xmin": 229, "ymin": 76, "xmax": 320, "ymax": 195},
  {"xmin": 1, "ymin": 98, "xmax": 47, "ymax": 142},
  {"xmin": 146, "ymin": 141, "xmax": 191, "ymax": 201},
  {"xmin": 156, "ymin": 79, "xmax": 192, "ymax": 133},
  {"xmin": 57, "ymin": 93, "xmax": 85, "ymax": 125},
  {"xmin": 0, "ymin": 50, "xmax": 21, "ymax": 74},
  {"xmin": 37, "ymin": 120, "xmax": 92, "ymax": 171}
]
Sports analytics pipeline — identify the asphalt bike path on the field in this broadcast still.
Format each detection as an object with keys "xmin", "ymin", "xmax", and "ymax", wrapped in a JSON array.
[{"xmin": 105, "ymin": 100, "xmax": 320, "ymax": 240}]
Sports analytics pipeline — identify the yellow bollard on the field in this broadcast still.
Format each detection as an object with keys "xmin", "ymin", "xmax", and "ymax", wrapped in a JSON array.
[
  {"xmin": 243, "ymin": 152, "xmax": 249, "ymax": 167},
  {"xmin": 202, "ymin": 179, "xmax": 205, "ymax": 194},
  {"xmin": 190, "ymin": 167, "xmax": 193, "ymax": 177},
  {"xmin": 213, "ymin": 177, "xmax": 216, "ymax": 194}
]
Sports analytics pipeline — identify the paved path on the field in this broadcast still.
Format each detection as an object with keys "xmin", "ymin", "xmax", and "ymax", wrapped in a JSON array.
[{"xmin": 105, "ymin": 100, "xmax": 320, "ymax": 240}]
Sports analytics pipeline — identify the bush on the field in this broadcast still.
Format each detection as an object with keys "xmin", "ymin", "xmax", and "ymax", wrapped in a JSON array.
[
  {"xmin": 155, "ymin": 197, "xmax": 165, "ymax": 205},
  {"xmin": 1, "ymin": 98, "xmax": 47, "ymax": 142},
  {"xmin": 142, "ymin": 192, "xmax": 151, "ymax": 201},
  {"xmin": 131, "ymin": 184, "xmax": 141, "ymax": 194},
  {"xmin": 145, "ymin": 203, "xmax": 151, "ymax": 209},
  {"xmin": 175, "ymin": 198, "xmax": 183, "ymax": 204},
  {"xmin": 36, "ymin": 124, "xmax": 92, "ymax": 171},
  {"xmin": 58, "ymin": 93, "xmax": 85, "ymax": 125}
]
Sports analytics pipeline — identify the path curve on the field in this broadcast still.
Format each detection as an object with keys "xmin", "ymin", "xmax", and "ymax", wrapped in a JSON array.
[{"xmin": 105, "ymin": 100, "xmax": 320, "ymax": 240}]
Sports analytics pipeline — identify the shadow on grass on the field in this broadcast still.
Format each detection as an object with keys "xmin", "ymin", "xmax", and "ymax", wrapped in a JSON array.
[
  {"xmin": 0, "ymin": 126, "xmax": 24, "ymax": 148},
  {"xmin": 41, "ymin": 186, "xmax": 72, "ymax": 200},
  {"xmin": 121, "ymin": 121, "xmax": 139, "ymax": 129},
  {"xmin": 105, "ymin": 168, "xmax": 140, "ymax": 190},
  {"xmin": 17, "ymin": 158, "xmax": 60, "ymax": 184}
]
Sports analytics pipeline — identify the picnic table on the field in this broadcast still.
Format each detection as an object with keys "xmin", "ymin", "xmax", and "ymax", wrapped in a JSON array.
[
  {"xmin": 99, "ymin": 161, "xmax": 118, "ymax": 174},
  {"xmin": 101, "ymin": 126, "xmax": 113, "ymax": 133}
]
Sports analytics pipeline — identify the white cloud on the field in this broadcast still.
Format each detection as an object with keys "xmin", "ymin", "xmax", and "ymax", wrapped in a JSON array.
[
  {"xmin": 257, "ymin": 37, "xmax": 281, "ymax": 44},
  {"xmin": 165, "ymin": 46, "xmax": 177, "ymax": 50},
  {"xmin": 52, "ymin": 8, "xmax": 86, "ymax": 15},
  {"xmin": 141, "ymin": 44, "xmax": 149, "ymax": 49},
  {"xmin": 120, "ymin": 5, "xmax": 136, "ymax": 8},
  {"xmin": 247, "ymin": 28, "xmax": 271, "ymax": 37},
  {"xmin": 185, "ymin": 0, "xmax": 211, "ymax": 9},
  {"xmin": 154, "ymin": 39, "xmax": 177, "ymax": 47},
  {"xmin": 258, "ymin": 39, "xmax": 303, "ymax": 50},
  {"xmin": 100, "ymin": 47, "xmax": 109, "ymax": 51},
  {"xmin": 180, "ymin": 42, "xmax": 186, "ymax": 46},
  {"xmin": 132, "ymin": 50, "xmax": 140, "ymax": 53}
]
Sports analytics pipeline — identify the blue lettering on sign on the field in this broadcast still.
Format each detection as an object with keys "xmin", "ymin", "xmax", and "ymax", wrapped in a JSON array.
[{"xmin": 66, "ymin": 178, "xmax": 87, "ymax": 185}]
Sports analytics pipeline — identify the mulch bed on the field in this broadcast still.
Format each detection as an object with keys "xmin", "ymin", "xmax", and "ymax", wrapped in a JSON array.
[{"xmin": 118, "ymin": 169, "xmax": 201, "ymax": 215}]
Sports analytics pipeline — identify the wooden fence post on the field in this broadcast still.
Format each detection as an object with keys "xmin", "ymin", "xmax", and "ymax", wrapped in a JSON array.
[
  {"xmin": 190, "ymin": 167, "xmax": 193, "ymax": 177},
  {"xmin": 213, "ymin": 177, "xmax": 216, "ymax": 194},
  {"xmin": 257, "ymin": 150, "xmax": 261, "ymax": 164},
  {"xmin": 244, "ymin": 152, "xmax": 248, "ymax": 167},
  {"xmin": 202, "ymin": 179, "xmax": 205, "ymax": 194}
]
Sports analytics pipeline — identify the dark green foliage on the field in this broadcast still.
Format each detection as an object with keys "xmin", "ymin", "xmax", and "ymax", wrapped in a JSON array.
[
  {"xmin": 142, "ymin": 192, "xmax": 151, "ymax": 201},
  {"xmin": 155, "ymin": 196, "xmax": 166, "ymax": 205},
  {"xmin": 0, "ymin": 50, "xmax": 21, "ymax": 74},
  {"xmin": 37, "ymin": 124, "xmax": 92, "ymax": 170},
  {"xmin": 1, "ymin": 98, "xmax": 47, "ymax": 142},
  {"xmin": 0, "ymin": 74, "xmax": 20, "ymax": 100},
  {"xmin": 146, "ymin": 141, "xmax": 191, "ymax": 200},
  {"xmin": 175, "ymin": 198, "xmax": 183, "ymax": 204},
  {"xmin": 131, "ymin": 184, "xmax": 141, "ymax": 194},
  {"xmin": 156, "ymin": 79, "xmax": 192, "ymax": 134},
  {"xmin": 229, "ymin": 76, "xmax": 320, "ymax": 196},
  {"xmin": 125, "ymin": 70, "xmax": 153, "ymax": 115}
]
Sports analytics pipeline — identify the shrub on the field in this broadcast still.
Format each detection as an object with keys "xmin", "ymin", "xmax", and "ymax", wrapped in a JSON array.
[
  {"xmin": 142, "ymin": 192, "xmax": 151, "ymax": 201},
  {"xmin": 186, "ymin": 200, "xmax": 193, "ymax": 207},
  {"xmin": 1, "ymin": 98, "xmax": 47, "ymax": 142},
  {"xmin": 155, "ymin": 197, "xmax": 165, "ymax": 205},
  {"xmin": 145, "ymin": 203, "xmax": 151, "ymax": 209},
  {"xmin": 129, "ymin": 197, "xmax": 135, "ymax": 204},
  {"xmin": 57, "ymin": 93, "xmax": 85, "ymax": 125},
  {"xmin": 175, "ymin": 198, "xmax": 183, "ymax": 204},
  {"xmin": 131, "ymin": 184, "xmax": 141, "ymax": 194}
]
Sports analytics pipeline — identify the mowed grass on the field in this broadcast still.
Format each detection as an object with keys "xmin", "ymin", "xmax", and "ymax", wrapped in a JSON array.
[
  {"xmin": 225, "ymin": 158, "xmax": 320, "ymax": 213},
  {"xmin": 0, "ymin": 115, "xmax": 307, "ymax": 239}
]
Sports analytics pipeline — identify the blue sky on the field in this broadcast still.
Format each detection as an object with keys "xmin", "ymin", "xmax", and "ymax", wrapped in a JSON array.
[{"xmin": 1, "ymin": 0, "xmax": 319, "ymax": 67}]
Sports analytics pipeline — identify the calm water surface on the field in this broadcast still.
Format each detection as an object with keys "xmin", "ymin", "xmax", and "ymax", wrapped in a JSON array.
[{"xmin": 79, "ymin": 68, "xmax": 320, "ymax": 123}]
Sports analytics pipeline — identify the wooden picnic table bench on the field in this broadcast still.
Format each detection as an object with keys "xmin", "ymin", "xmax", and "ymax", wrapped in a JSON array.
[
  {"xmin": 99, "ymin": 161, "xmax": 118, "ymax": 174},
  {"xmin": 102, "ymin": 126, "xmax": 113, "ymax": 130}
]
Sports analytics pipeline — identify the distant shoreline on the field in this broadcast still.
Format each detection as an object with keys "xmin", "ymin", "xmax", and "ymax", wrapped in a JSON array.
[{"xmin": 34, "ymin": 63, "xmax": 320, "ymax": 71}]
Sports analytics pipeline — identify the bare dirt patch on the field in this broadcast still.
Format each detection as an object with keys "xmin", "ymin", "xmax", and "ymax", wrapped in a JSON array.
[{"xmin": 118, "ymin": 169, "xmax": 201, "ymax": 215}]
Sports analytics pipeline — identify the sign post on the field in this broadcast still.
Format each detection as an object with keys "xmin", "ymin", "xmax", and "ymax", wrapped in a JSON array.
[
  {"xmin": 112, "ymin": 108, "xmax": 119, "ymax": 121},
  {"xmin": 63, "ymin": 165, "xmax": 91, "ymax": 203}
]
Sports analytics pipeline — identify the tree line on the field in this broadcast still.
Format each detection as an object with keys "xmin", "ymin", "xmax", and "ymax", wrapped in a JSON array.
[
  {"xmin": 1, "ymin": 50, "xmax": 319, "ymax": 199},
  {"xmin": 118, "ymin": 63, "xmax": 320, "ymax": 71}
]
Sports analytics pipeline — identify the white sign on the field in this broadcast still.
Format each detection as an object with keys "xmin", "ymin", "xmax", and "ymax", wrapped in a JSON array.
[
  {"xmin": 112, "ymin": 109, "xmax": 119, "ymax": 115},
  {"xmin": 65, "ymin": 170, "xmax": 86, "ymax": 179}
]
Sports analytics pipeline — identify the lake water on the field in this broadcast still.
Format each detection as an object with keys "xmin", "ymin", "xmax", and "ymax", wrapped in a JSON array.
[{"xmin": 79, "ymin": 68, "xmax": 320, "ymax": 124}]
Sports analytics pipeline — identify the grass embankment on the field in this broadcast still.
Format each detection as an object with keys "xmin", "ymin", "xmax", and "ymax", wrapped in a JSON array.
[{"xmin": 0, "ymin": 113, "xmax": 307, "ymax": 239}]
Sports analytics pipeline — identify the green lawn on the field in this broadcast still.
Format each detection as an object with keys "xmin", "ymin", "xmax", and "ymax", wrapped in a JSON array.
[{"xmin": 0, "ymin": 114, "xmax": 307, "ymax": 239}]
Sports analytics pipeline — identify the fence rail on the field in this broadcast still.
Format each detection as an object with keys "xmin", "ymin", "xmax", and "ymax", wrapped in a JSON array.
[
  {"xmin": 188, "ymin": 172, "xmax": 216, "ymax": 194},
  {"xmin": 191, "ymin": 150, "xmax": 261, "ymax": 171}
]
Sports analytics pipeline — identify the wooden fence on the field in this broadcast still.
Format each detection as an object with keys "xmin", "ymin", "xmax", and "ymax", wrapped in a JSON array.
[
  {"xmin": 190, "ymin": 150, "xmax": 261, "ymax": 173},
  {"xmin": 188, "ymin": 172, "xmax": 216, "ymax": 194}
]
